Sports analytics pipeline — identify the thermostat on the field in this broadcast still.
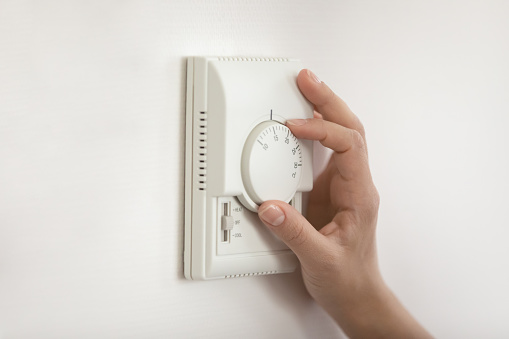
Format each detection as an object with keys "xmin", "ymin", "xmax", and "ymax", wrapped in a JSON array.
[{"xmin": 184, "ymin": 56, "xmax": 313, "ymax": 280}]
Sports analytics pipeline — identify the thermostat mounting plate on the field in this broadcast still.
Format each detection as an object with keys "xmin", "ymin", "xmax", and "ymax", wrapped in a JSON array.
[{"xmin": 184, "ymin": 56, "xmax": 313, "ymax": 280}]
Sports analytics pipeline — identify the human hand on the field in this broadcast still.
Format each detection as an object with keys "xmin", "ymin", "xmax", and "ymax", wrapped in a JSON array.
[{"xmin": 258, "ymin": 70, "xmax": 431, "ymax": 338}]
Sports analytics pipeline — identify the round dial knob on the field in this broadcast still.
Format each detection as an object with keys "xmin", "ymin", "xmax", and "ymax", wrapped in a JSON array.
[{"xmin": 240, "ymin": 121, "xmax": 302, "ymax": 210}]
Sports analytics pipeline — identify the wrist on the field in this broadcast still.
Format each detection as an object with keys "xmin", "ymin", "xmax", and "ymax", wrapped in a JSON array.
[{"xmin": 327, "ymin": 268, "xmax": 389, "ymax": 330}]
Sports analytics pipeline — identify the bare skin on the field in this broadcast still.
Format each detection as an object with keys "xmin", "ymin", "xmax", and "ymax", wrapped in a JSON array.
[{"xmin": 258, "ymin": 69, "xmax": 432, "ymax": 338}]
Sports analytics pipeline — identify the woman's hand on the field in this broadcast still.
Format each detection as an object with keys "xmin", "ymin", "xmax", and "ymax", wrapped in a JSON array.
[{"xmin": 258, "ymin": 69, "xmax": 432, "ymax": 338}]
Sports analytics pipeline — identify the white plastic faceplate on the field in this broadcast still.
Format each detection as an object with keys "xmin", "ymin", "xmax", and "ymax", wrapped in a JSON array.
[{"xmin": 184, "ymin": 56, "xmax": 313, "ymax": 280}]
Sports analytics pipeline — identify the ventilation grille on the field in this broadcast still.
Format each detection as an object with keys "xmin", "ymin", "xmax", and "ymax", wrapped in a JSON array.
[
  {"xmin": 196, "ymin": 111, "xmax": 207, "ymax": 191},
  {"xmin": 217, "ymin": 57, "xmax": 289, "ymax": 62},
  {"xmin": 225, "ymin": 271, "xmax": 278, "ymax": 278}
]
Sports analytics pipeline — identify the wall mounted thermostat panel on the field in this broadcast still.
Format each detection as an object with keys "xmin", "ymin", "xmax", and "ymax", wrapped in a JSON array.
[{"xmin": 184, "ymin": 56, "xmax": 313, "ymax": 280}]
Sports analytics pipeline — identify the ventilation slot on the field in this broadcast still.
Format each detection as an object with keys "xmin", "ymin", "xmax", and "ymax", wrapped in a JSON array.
[
  {"xmin": 217, "ymin": 57, "xmax": 289, "ymax": 62},
  {"xmin": 196, "ymin": 111, "xmax": 207, "ymax": 191},
  {"xmin": 224, "ymin": 271, "xmax": 278, "ymax": 278}
]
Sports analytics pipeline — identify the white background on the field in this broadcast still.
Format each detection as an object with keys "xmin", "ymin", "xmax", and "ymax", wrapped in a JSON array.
[{"xmin": 1, "ymin": 1, "xmax": 508, "ymax": 338}]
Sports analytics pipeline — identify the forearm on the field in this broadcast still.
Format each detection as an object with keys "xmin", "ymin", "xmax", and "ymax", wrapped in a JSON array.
[{"xmin": 323, "ymin": 278, "xmax": 433, "ymax": 339}]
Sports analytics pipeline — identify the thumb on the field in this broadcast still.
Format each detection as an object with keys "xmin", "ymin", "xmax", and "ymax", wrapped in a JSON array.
[{"xmin": 258, "ymin": 201, "xmax": 325, "ymax": 265}]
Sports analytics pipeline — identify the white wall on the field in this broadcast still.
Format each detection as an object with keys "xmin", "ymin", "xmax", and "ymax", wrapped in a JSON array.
[{"xmin": 1, "ymin": 1, "xmax": 508, "ymax": 338}]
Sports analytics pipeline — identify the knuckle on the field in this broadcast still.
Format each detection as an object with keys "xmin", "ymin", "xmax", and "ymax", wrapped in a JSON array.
[
  {"xmin": 350, "ymin": 129, "xmax": 365, "ymax": 149},
  {"xmin": 364, "ymin": 185, "xmax": 380, "ymax": 213},
  {"xmin": 358, "ymin": 187, "xmax": 381, "ymax": 226},
  {"xmin": 372, "ymin": 187, "xmax": 381, "ymax": 210},
  {"xmin": 355, "ymin": 119, "xmax": 366, "ymax": 138}
]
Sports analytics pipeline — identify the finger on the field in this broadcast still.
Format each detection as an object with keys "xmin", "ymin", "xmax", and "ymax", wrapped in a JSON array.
[
  {"xmin": 297, "ymin": 69, "xmax": 365, "ymax": 138},
  {"xmin": 306, "ymin": 161, "xmax": 336, "ymax": 228},
  {"xmin": 287, "ymin": 118, "xmax": 369, "ymax": 180},
  {"xmin": 287, "ymin": 118, "xmax": 365, "ymax": 154},
  {"xmin": 313, "ymin": 111, "xmax": 323, "ymax": 119},
  {"xmin": 258, "ymin": 201, "xmax": 329, "ymax": 267}
]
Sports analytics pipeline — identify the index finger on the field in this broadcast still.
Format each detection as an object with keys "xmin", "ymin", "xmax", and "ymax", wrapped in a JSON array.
[{"xmin": 287, "ymin": 118, "xmax": 369, "ymax": 181}]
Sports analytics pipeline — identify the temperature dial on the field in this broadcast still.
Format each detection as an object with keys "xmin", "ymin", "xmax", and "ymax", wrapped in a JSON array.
[{"xmin": 239, "ymin": 121, "xmax": 302, "ymax": 212}]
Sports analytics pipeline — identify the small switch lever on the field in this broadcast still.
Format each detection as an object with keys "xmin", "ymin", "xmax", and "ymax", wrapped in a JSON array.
[
  {"xmin": 221, "ymin": 215, "xmax": 234, "ymax": 231},
  {"xmin": 221, "ymin": 202, "xmax": 233, "ymax": 242}
]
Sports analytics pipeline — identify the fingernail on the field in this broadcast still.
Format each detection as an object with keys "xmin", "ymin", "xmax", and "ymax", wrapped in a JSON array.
[
  {"xmin": 307, "ymin": 69, "xmax": 322, "ymax": 84},
  {"xmin": 259, "ymin": 205, "xmax": 285, "ymax": 226},
  {"xmin": 286, "ymin": 119, "xmax": 308, "ymax": 126}
]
